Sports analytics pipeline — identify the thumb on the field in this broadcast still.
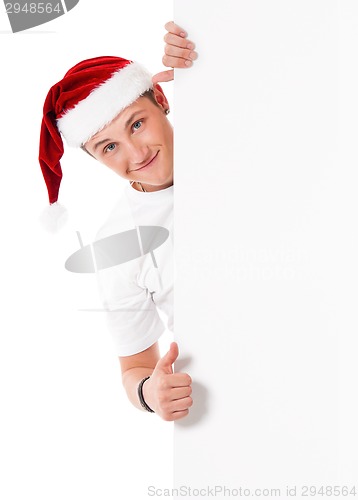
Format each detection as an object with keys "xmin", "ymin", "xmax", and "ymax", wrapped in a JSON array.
[
  {"xmin": 155, "ymin": 342, "xmax": 179, "ymax": 374},
  {"xmin": 152, "ymin": 69, "xmax": 174, "ymax": 85}
]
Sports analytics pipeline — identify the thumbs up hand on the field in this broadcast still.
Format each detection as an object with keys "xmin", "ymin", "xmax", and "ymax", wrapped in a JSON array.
[{"xmin": 142, "ymin": 342, "xmax": 193, "ymax": 421}]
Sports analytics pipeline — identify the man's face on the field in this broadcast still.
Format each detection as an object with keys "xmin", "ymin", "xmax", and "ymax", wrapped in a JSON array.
[{"xmin": 84, "ymin": 91, "xmax": 173, "ymax": 192}]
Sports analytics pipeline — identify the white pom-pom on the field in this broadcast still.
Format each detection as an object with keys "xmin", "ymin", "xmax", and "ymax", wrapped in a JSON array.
[{"xmin": 39, "ymin": 202, "xmax": 69, "ymax": 233}]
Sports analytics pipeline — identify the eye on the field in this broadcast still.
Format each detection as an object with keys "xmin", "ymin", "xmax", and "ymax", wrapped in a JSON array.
[
  {"xmin": 104, "ymin": 143, "xmax": 116, "ymax": 153},
  {"xmin": 132, "ymin": 120, "xmax": 143, "ymax": 131}
]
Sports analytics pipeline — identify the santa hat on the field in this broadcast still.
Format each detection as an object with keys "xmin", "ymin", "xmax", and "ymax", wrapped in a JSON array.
[{"xmin": 39, "ymin": 56, "xmax": 155, "ymax": 229}]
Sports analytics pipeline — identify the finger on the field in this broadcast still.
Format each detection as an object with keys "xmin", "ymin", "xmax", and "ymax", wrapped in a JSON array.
[
  {"xmin": 155, "ymin": 342, "xmax": 179, "ymax": 373},
  {"xmin": 167, "ymin": 372, "xmax": 192, "ymax": 388},
  {"xmin": 170, "ymin": 385, "xmax": 192, "ymax": 401},
  {"xmin": 164, "ymin": 409, "xmax": 189, "ymax": 421},
  {"xmin": 152, "ymin": 70, "xmax": 174, "ymax": 85},
  {"xmin": 164, "ymin": 32, "xmax": 195, "ymax": 50},
  {"xmin": 162, "ymin": 54, "xmax": 193, "ymax": 69},
  {"xmin": 171, "ymin": 396, "xmax": 193, "ymax": 412},
  {"xmin": 165, "ymin": 44, "xmax": 198, "ymax": 62},
  {"xmin": 164, "ymin": 21, "xmax": 187, "ymax": 38}
]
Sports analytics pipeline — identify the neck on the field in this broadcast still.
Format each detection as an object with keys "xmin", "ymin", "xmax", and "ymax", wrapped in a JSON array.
[{"xmin": 130, "ymin": 180, "xmax": 173, "ymax": 192}]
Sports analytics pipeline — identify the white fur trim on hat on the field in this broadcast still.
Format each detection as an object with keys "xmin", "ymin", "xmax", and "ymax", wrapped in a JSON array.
[{"xmin": 57, "ymin": 61, "xmax": 153, "ymax": 148}]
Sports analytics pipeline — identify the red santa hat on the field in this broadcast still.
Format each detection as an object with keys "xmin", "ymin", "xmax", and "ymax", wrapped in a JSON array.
[{"xmin": 39, "ymin": 56, "xmax": 155, "ymax": 229}]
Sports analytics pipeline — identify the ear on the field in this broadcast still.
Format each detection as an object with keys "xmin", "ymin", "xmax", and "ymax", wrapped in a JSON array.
[{"xmin": 153, "ymin": 83, "xmax": 170, "ymax": 113}]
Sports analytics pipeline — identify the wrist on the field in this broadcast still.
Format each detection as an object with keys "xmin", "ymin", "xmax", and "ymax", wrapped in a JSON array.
[{"xmin": 138, "ymin": 376, "xmax": 155, "ymax": 413}]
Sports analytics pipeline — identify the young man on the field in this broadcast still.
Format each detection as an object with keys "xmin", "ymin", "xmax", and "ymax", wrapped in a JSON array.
[{"xmin": 39, "ymin": 22, "xmax": 198, "ymax": 421}]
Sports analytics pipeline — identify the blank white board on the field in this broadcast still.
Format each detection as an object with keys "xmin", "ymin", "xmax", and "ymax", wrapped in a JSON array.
[{"xmin": 174, "ymin": 1, "xmax": 358, "ymax": 495}]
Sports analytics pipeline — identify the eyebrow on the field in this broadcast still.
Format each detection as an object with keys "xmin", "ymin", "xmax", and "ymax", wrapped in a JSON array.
[
  {"xmin": 92, "ymin": 110, "xmax": 145, "ymax": 152},
  {"xmin": 93, "ymin": 138, "xmax": 112, "ymax": 152},
  {"xmin": 124, "ymin": 109, "xmax": 145, "ymax": 129}
]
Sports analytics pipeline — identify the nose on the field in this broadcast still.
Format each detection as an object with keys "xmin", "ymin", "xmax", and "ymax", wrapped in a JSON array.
[{"xmin": 125, "ymin": 138, "xmax": 151, "ymax": 169}]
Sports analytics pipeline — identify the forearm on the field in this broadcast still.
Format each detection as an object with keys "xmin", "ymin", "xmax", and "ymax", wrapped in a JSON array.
[{"xmin": 122, "ymin": 367, "xmax": 154, "ymax": 411}]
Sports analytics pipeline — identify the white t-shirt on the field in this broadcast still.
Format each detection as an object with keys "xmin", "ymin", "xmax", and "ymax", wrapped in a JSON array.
[{"xmin": 95, "ymin": 183, "xmax": 173, "ymax": 356}]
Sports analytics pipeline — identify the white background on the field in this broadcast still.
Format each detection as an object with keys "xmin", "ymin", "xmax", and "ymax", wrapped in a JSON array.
[
  {"xmin": 2, "ymin": 1, "xmax": 358, "ymax": 499},
  {"xmin": 174, "ymin": 0, "xmax": 358, "ymax": 497},
  {"xmin": 0, "ymin": 2, "xmax": 175, "ymax": 499}
]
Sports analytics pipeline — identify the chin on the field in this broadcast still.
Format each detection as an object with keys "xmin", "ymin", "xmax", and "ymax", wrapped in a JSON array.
[{"xmin": 146, "ymin": 168, "xmax": 173, "ymax": 185}]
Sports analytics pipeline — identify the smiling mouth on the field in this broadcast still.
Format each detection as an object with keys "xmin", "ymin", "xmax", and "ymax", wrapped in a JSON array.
[{"xmin": 133, "ymin": 151, "xmax": 159, "ymax": 171}]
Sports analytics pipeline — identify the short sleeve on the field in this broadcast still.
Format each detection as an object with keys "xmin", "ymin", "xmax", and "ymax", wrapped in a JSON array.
[{"xmin": 96, "ymin": 258, "xmax": 165, "ymax": 356}]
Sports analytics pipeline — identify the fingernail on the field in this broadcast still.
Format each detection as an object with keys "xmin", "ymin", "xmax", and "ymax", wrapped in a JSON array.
[
  {"xmin": 180, "ymin": 31, "xmax": 187, "ymax": 37},
  {"xmin": 185, "ymin": 60, "xmax": 193, "ymax": 67},
  {"xmin": 189, "ymin": 51, "xmax": 198, "ymax": 60},
  {"xmin": 187, "ymin": 42, "xmax": 195, "ymax": 50}
]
